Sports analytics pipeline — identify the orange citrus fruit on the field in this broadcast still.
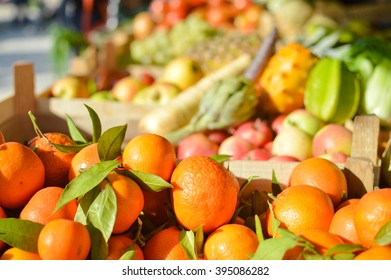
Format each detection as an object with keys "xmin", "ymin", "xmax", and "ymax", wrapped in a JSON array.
[
  {"xmin": 267, "ymin": 184, "xmax": 334, "ymax": 236},
  {"xmin": 28, "ymin": 132, "xmax": 76, "ymax": 187},
  {"xmin": 122, "ymin": 133, "xmax": 177, "ymax": 181},
  {"xmin": 354, "ymin": 245, "xmax": 391, "ymax": 260},
  {"xmin": 170, "ymin": 156, "xmax": 240, "ymax": 234},
  {"xmin": 0, "ymin": 142, "xmax": 45, "ymax": 209},
  {"xmin": 203, "ymin": 224, "xmax": 259, "ymax": 260},
  {"xmin": 143, "ymin": 226, "xmax": 189, "ymax": 260},
  {"xmin": 19, "ymin": 186, "xmax": 78, "ymax": 225},
  {"xmin": 107, "ymin": 234, "xmax": 144, "ymax": 260},
  {"xmin": 288, "ymin": 157, "xmax": 348, "ymax": 207},
  {"xmin": 68, "ymin": 143, "xmax": 100, "ymax": 181},
  {"xmin": 38, "ymin": 219, "xmax": 91, "ymax": 260},
  {"xmin": 354, "ymin": 188, "xmax": 391, "ymax": 248},
  {"xmin": 329, "ymin": 199, "xmax": 360, "ymax": 244},
  {"xmin": 0, "ymin": 247, "xmax": 41, "ymax": 260},
  {"xmin": 102, "ymin": 173, "xmax": 144, "ymax": 234},
  {"xmin": 300, "ymin": 229, "xmax": 344, "ymax": 255}
]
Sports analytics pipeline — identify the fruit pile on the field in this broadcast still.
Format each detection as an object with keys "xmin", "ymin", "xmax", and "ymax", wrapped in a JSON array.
[{"xmin": 0, "ymin": 107, "xmax": 391, "ymax": 260}]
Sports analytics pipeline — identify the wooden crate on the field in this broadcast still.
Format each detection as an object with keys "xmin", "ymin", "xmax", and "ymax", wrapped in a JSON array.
[
  {"xmin": 0, "ymin": 63, "xmax": 383, "ymax": 200},
  {"xmin": 0, "ymin": 62, "xmax": 156, "ymax": 144}
]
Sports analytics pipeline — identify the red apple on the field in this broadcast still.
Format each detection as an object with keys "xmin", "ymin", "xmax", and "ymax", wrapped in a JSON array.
[
  {"xmin": 111, "ymin": 76, "xmax": 147, "ymax": 102},
  {"xmin": 205, "ymin": 130, "xmax": 230, "ymax": 145},
  {"xmin": 218, "ymin": 135, "xmax": 254, "ymax": 160},
  {"xmin": 139, "ymin": 71, "xmax": 155, "ymax": 86},
  {"xmin": 245, "ymin": 148, "xmax": 272, "ymax": 161},
  {"xmin": 268, "ymin": 155, "xmax": 300, "ymax": 162},
  {"xmin": 271, "ymin": 114, "xmax": 287, "ymax": 134},
  {"xmin": 233, "ymin": 118, "xmax": 273, "ymax": 148},
  {"xmin": 312, "ymin": 124, "xmax": 353, "ymax": 157},
  {"xmin": 264, "ymin": 141, "xmax": 273, "ymax": 153},
  {"xmin": 176, "ymin": 132, "xmax": 219, "ymax": 159},
  {"xmin": 272, "ymin": 125, "xmax": 312, "ymax": 161},
  {"xmin": 318, "ymin": 152, "xmax": 349, "ymax": 164}
]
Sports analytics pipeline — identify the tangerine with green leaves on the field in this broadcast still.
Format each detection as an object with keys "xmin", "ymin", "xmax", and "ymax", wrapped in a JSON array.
[
  {"xmin": 288, "ymin": 157, "xmax": 348, "ymax": 207},
  {"xmin": 107, "ymin": 234, "xmax": 144, "ymax": 260},
  {"xmin": 28, "ymin": 132, "xmax": 76, "ymax": 187},
  {"xmin": 143, "ymin": 226, "xmax": 189, "ymax": 260},
  {"xmin": 203, "ymin": 224, "xmax": 259, "ymax": 260},
  {"xmin": 0, "ymin": 142, "xmax": 45, "ymax": 209},
  {"xmin": 267, "ymin": 184, "xmax": 334, "ymax": 237},
  {"xmin": 19, "ymin": 186, "xmax": 78, "ymax": 225},
  {"xmin": 37, "ymin": 219, "xmax": 91, "ymax": 260},
  {"xmin": 102, "ymin": 173, "xmax": 144, "ymax": 234},
  {"xmin": 122, "ymin": 133, "xmax": 177, "ymax": 181},
  {"xmin": 0, "ymin": 247, "xmax": 41, "ymax": 260},
  {"xmin": 68, "ymin": 143, "xmax": 100, "ymax": 181},
  {"xmin": 170, "ymin": 156, "xmax": 240, "ymax": 234},
  {"xmin": 354, "ymin": 188, "xmax": 391, "ymax": 248}
]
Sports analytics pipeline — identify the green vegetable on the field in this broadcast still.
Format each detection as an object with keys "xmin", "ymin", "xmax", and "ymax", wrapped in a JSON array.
[
  {"xmin": 342, "ymin": 38, "xmax": 391, "ymax": 128},
  {"xmin": 360, "ymin": 58, "xmax": 391, "ymax": 127},
  {"xmin": 304, "ymin": 57, "xmax": 360, "ymax": 124}
]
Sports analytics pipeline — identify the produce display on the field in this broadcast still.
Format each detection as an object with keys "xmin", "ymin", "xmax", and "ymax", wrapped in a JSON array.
[{"xmin": 1, "ymin": 0, "xmax": 391, "ymax": 262}]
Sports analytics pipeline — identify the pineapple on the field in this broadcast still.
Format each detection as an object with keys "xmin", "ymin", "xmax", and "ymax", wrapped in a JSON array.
[
  {"xmin": 183, "ymin": 30, "xmax": 262, "ymax": 74},
  {"xmin": 257, "ymin": 42, "xmax": 318, "ymax": 115}
]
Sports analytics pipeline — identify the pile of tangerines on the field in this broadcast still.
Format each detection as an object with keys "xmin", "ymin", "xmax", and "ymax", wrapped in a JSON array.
[{"xmin": 0, "ymin": 109, "xmax": 391, "ymax": 260}]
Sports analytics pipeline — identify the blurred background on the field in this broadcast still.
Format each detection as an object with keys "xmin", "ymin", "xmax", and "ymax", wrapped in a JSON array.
[
  {"xmin": 0, "ymin": 0, "xmax": 390, "ymax": 100},
  {"xmin": 0, "ymin": 0, "xmax": 151, "ymax": 99}
]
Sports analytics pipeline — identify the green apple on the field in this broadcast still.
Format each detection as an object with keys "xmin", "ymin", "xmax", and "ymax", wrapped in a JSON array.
[
  {"xmin": 272, "ymin": 125, "xmax": 313, "ymax": 161},
  {"xmin": 51, "ymin": 76, "xmax": 90, "ymax": 99},
  {"xmin": 132, "ymin": 81, "xmax": 181, "ymax": 105},
  {"xmin": 160, "ymin": 57, "xmax": 204, "ymax": 91},
  {"xmin": 282, "ymin": 108, "xmax": 325, "ymax": 137},
  {"xmin": 90, "ymin": 91, "xmax": 118, "ymax": 101}
]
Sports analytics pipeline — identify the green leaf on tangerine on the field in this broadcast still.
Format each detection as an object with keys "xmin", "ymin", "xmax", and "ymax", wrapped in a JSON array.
[
  {"xmin": 74, "ymin": 186, "xmax": 101, "ymax": 225},
  {"xmin": 87, "ymin": 223, "xmax": 109, "ymax": 260},
  {"xmin": 66, "ymin": 113, "xmax": 88, "ymax": 144},
  {"xmin": 271, "ymin": 170, "xmax": 282, "ymax": 197},
  {"xmin": 251, "ymin": 236, "xmax": 298, "ymax": 260},
  {"xmin": 374, "ymin": 220, "xmax": 391, "ymax": 246},
  {"xmin": 119, "ymin": 169, "xmax": 173, "ymax": 192},
  {"xmin": 324, "ymin": 243, "xmax": 364, "ymax": 256},
  {"xmin": 120, "ymin": 245, "xmax": 137, "ymax": 260},
  {"xmin": 210, "ymin": 154, "xmax": 231, "ymax": 164},
  {"xmin": 194, "ymin": 225, "xmax": 204, "ymax": 259},
  {"xmin": 86, "ymin": 183, "xmax": 117, "ymax": 242},
  {"xmin": 55, "ymin": 159, "xmax": 120, "ymax": 211},
  {"xmin": 85, "ymin": 104, "xmax": 102, "ymax": 143},
  {"xmin": 180, "ymin": 229, "xmax": 197, "ymax": 260},
  {"xmin": 98, "ymin": 124, "xmax": 127, "ymax": 161},
  {"xmin": 254, "ymin": 215, "xmax": 264, "ymax": 242},
  {"xmin": 0, "ymin": 218, "xmax": 44, "ymax": 253},
  {"xmin": 53, "ymin": 142, "xmax": 91, "ymax": 154}
]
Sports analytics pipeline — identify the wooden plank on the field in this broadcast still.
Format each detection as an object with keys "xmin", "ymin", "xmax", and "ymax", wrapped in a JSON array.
[
  {"xmin": 344, "ymin": 115, "xmax": 380, "ymax": 197},
  {"xmin": 13, "ymin": 62, "xmax": 36, "ymax": 116}
]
